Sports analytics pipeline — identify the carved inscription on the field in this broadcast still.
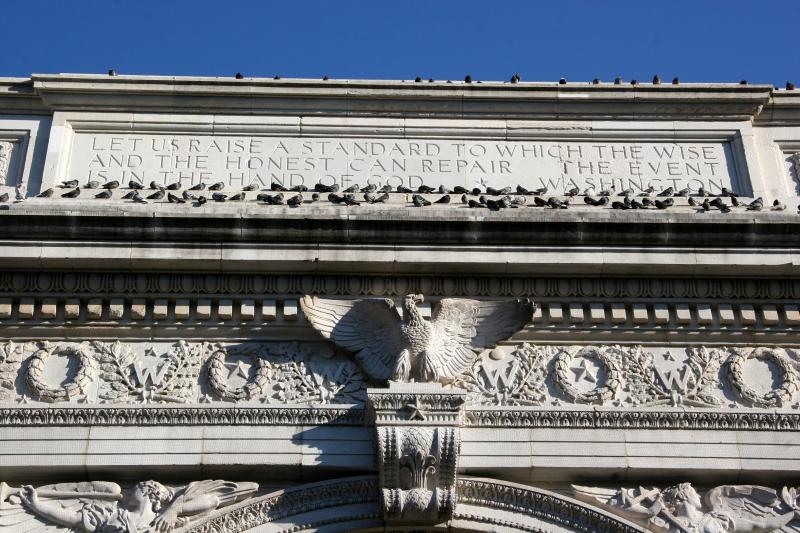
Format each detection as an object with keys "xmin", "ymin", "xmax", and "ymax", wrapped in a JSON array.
[{"xmin": 69, "ymin": 133, "xmax": 740, "ymax": 193}]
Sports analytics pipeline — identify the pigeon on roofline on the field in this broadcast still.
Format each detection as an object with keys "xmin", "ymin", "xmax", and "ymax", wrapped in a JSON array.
[
  {"xmin": 102, "ymin": 180, "xmax": 120, "ymax": 190},
  {"xmin": 147, "ymin": 189, "xmax": 165, "ymax": 200},
  {"xmin": 434, "ymin": 195, "xmax": 451, "ymax": 204},
  {"xmin": 598, "ymin": 185, "xmax": 615, "ymax": 196},
  {"xmin": 453, "ymin": 186, "xmax": 469, "ymax": 194},
  {"xmin": 657, "ymin": 187, "xmax": 673, "ymax": 197},
  {"xmin": 745, "ymin": 197, "xmax": 763, "ymax": 211},
  {"xmin": 85, "ymin": 180, "xmax": 100, "ymax": 189},
  {"xmin": 166, "ymin": 182, "xmax": 182, "ymax": 190},
  {"xmin": 675, "ymin": 187, "xmax": 690, "ymax": 197},
  {"xmin": 584, "ymin": 196, "xmax": 609, "ymax": 207},
  {"xmin": 772, "ymin": 199, "xmax": 786, "ymax": 211},
  {"xmin": 565, "ymin": 187, "xmax": 580, "ymax": 197},
  {"xmin": 0, "ymin": 192, "xmax": 8, "ymax": 202},
  {"xmin": 212, "ymin": 192, "xmax": 227, "ymax": 202},
  {"xmin": 417, "ymin": 185, "xmax": 435, "ymax": 194},
  {"xmin": 314, "ymin": 183, "xmax": 339, "ymax": 193},
  {"xmin": 95, "ymin": 190, "xmax": 112, "ymax": 199},
  {"xmin": 37, "ymin": 188, "xmax": 54, "ymax": 198},
  {"xmin": 396, "ymin": 185, "xmax": 413, "ymax": 193},
  {"xmin": 412, "ymin": 194, "xmax": 431, "ymax": 207},
  {"xmin": 60, "ymin": 179, "xmax": 79, "ymax": 188},
  {"xmin": 532, "ymin": 196, "xmax": 548, "ymax": 207},
  {"xmin": 343, "ymin": 184, "xmax": 360, "ymax": 193},
  {"xmin": 365, "ymin": 192, "xmax": 389, "ymax": 204},
  {"xmin": 287, "ymin": 194, "xmax": 303, "ymax": 207},
  {"xmin": 128, "ymin": 181, "xmax": 144, "ymax": 190},
  {"xmin": 290, "ymin": 184, "xmax": 308, "ymax": 192},
  {"xmin": 168, "ymin": 193, "xmax": 185, "ymax": 204},
  {"xmin": 188, "ymin": 182, "xmax": 206, "ymax": 191},
  {"xmin": 209, "ymin": 182, "xmax": 225, "ymax": 191},
  {"xmin": 61, "ymin": 188, "xmax": 80, "ymax": 198},
  {"xmin": 654, "ymin": 198, "xmax": 673, "ymax": 209}
]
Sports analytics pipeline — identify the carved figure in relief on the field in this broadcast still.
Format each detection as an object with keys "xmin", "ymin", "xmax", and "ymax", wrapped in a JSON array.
[
  {"xmin": 0, "ymin": 479, "xmax": 258, "ymax": 532},
  {"xmin": 0, "ymin": 141, "xmax": 12, "ymax": 183},
  {"xmin": 300, "ymin": 294, "xmax": 534, "ymax": 383},
  {"xmin": 573, "ymin": 483, "xmax": 800, "ymax": 533}
]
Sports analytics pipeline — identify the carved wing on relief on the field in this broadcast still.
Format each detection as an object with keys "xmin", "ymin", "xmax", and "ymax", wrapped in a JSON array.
[
  {"xmin": 429, "ymin": 298, "xmax": 535, "ymax": 382},
  {"xmin": 300, "ymin": 296, "xmax": 407, "ymax": 381},
  {"xmin": 704, "ymin": 485, "xmax": 799, "ymax": 532}
]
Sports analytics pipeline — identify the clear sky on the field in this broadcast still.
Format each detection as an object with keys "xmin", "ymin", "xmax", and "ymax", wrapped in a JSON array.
[{"xmin": 4, "ymin": 0, "xmax": 798, "ymax": 86}]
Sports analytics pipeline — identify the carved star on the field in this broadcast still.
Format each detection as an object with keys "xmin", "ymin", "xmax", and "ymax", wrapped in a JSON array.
[
  {"xmin": 404, "ymin": 398, "xmax": 426, "ymax": 421},
  {"xmin": 572, "ymin": 359, "xmax": 598, "ymax": 383},
  {"xmin": 662, "ymin": 351, "xmax": 676, "ymax": 361},
  {"xmin": 225, "ymin": 360, "xmax": 250, "ymax": 379}
]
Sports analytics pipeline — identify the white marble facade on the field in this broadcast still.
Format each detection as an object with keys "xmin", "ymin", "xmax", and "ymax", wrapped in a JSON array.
[{"xmin": 0, "ymin": 75, "xmax": 800, "ymax": 531}]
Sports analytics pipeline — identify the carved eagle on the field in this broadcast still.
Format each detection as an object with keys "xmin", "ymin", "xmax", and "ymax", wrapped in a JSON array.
[{"xmin": 300, "ymin": 294, "xmax": 535, "ymax": 384}]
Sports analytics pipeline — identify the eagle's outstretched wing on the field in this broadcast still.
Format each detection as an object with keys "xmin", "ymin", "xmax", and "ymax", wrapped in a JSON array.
[
  {"xmin": 428, "ymin": 298, "xmax": 534, "ymax": 382},
  {"xmin": 300, "ymin": 296, "xmax": 406, "ymax": 381}
]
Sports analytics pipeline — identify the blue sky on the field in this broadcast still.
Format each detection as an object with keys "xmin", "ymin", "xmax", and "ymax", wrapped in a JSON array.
[{"xmin": 3, "ymin": 0, "xmax": 798, "ymax": 86}]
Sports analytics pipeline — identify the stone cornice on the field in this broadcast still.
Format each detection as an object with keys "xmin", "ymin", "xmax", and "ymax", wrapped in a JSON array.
[{"xmin": 18, "ymin": 73, "xmax": 774, "ymax": 120}]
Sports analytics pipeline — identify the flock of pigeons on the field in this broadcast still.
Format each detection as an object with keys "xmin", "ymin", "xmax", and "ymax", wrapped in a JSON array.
[{"xmin": 0, "ymin": 179, "xmax": 791, "ymax": 214}]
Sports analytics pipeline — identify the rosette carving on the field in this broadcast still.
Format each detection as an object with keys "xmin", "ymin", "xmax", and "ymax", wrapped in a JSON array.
[{"xmin": 25, "ymin": 342, "xmax": 95, "ymax": 403}]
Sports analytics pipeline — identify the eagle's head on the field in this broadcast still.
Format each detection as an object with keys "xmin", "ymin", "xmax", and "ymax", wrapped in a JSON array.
[{"xmin": 402, "ymin": 294, "xmax": 425, "ymax": 321}]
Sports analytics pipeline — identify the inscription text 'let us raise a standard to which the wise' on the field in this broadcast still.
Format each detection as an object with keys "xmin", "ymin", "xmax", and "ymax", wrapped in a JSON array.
[{"xmin": 70, "ymin": 134, "xmax": 740, "ymax": 193}]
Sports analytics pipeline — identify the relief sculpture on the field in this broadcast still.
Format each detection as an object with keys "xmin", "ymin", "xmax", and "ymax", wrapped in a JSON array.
[
  {"xmin": 300, "ymin": 293, "xmax": 534, "ymax": 384},
  {"xmin": 573, "ymin": 483, "xmax": 800, "ymax": 532},
  {"xmin": 0, "ymin": 479, "xmax": 258, "ymax": 532}
]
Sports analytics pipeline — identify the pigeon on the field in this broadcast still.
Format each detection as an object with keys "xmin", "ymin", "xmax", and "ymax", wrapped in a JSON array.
[
  {"xmin": 342, "ymin": 194, "xmax": 361, "ymax": 206},
  {"xmin": 630, "ymin": 199, "xmax": 645, "ymax": 209},
  {"xmin": 37, "ymin": 188, "xmax": 54, "ymax": 198},
  {"xmin": 584, "ymin": 196, "xmax": 609, "ymax": 206},
  {"xmin": 131, "ymin": 192, "xmax": 148, "ymax": 204},
  {"xmin": 533, "ymin": 196, "xmax": 548, "ymax": 207},
  {"xmin": 121, "ymin": 190, "xmax": 138, "ymax": 200},
  {"xmin": 641, "ymin": 198, "xmax": 653, "ymax": 207},
  {"xmin": 365, "ymin": 192, "xmax": 389, "ymax": 204},
  {"xmin": 700, "ymin": 199, "xmax": 711, "ymax": 211},
  {"xmin": 212, "ymin": 192, "xmax": 227, "ymax": 202},
  {"xmin": 516, "ymin": 185, "xmax": 531, "ymax": 195},
  {"xmin": 657, "ymin": 187, "xmax": 673, "ymax": 197},
  {"xmin": 85, "ymin": 180, "xmax": 100, "ymax": 189},
  {"xmin": 434, "ymin": 195, "xmax": 451, "ymax": 204},
  {"xmin": 343, "ymin": 184, "xmax": 360, "ymax": 193},
  {"xmin": 548, "ymin": 197, "xmax": 568, "ymax": 209},
  {"xmin": 209, "ymin": 182, "xmax": 225, "ymax": 191},
  {"xmin": 598, "ymin": 185, "xmax": 615, "ymax": 196},
  {"xmin": 240, "ymin": 183, "xmax": 258, "ymax": 192},
  {"xmin": 531, "ymin": 187, "xmax": 548, "ymax": 196},
  {"xmin": 311, "ymin": 193, "xmax": 320, "ymax": 202},
  {"xmin": 640, "ymin": 185, "xmax": 655, "ymax": 196},
  {"xmin": 328, "ymin": 193, "xmax": 343, "ymax": 204},
  {"xmin": 0, "ymin": 193, "xmax": 7, "ymax": 202},
  {"xmin": 149, "ymin": 181, "xmax": 163, "ymax": 190},
  {"xmin": 486, "ymin": 198, "xmax": 506, "ymax": 211},
  {"xmin": 412, "ymin": 194, "xmax": 431, "ymax": 207},
  {"xmin": 709, "ymin": 198, "xmax": 730, "ymax": 212},
  {"xmin": 361, "ymin": 183, "xmax": 377, "ymax": 193},
  {"xmin": 772, "ymin": 199, "xmax": 786, "ymax": 211},
  {"xmin": 696, "ymin": 187, "xmax": 709, "ymax": 197},
  {"xmin": 506, "ymin": 195, "xmax": 526, "ymax": 207},
  {"xmin": 612, "ymin": 197, "xmax": 631, "ymax": 210},
  {"xmin": 688, "ymin": 197, "xmax": 699, "ymax": 207},
  {"xmin": 95, "ymin": 189, "xmax": 112, "ymax": 199},
  {"xmin": 229, "ymin": 193, "xmax": 246, "ymax": 201},
  {"xmin": 168, "ymin": 193, "xmax": 185, "ymax": 204},
  {"xmin": 60, "ymin": 179, "xmax": 79, "ymax": 188},
  {"xmin": 290, "ymin": 184, "xmax": 309, "ymax": 192},
  {"xmin": 314, "ymin": 183, "xmax": 339, "ymax": 193},
  {"xmin": 487, "ymin": 186, "xmax": 512, "ymax": 196},
  {"xmin": 61, "ymin": 188, "xmax": 80, "ymax": 198},
  {"xmin": 565, "ymin": 187, "xmax": 580, "ymax": 197},
  {"xmin": 147, "ymin": 190, "xmax": 165, "ymax": 200},
  {"xmin": 101, "ymin": 180, "xmax": 120, "ymax": 190},
  {"xmin": 675, "ymin": 187, "xmax": 690, "ymax": 197},
  {"xmin": 467, "ymin": 199, "xmax": 484, "ymax": 208},
  {"xmin": 196, "ymin": 196, "xmax": 207, "ymax": 206},
  {"xmin": 471, "ymin": 188, "xmax": 482, "ymax": 196},
  {"xmin": 581, "ymin": 186, "xmax": 595, "ymax": 196},
  {"xmin": 453, "ymin": 186, "xmax": 469, "ymax": 194},
  {"xmin": 720, "ymin": 187, "xmax": 737, "ymax": 198},
  {"xmin": 182, "ymin": 191, "xmax": 197, "ymax": 201},
  {"xmin": 378, "ymin": 184, "xmax": 393, "ymax": 193},
  {"xmin": 619, "ymin": 188, "xmax": 634, "ymax": 197},
  {"xmin": 417, "ymin": 185, "xmax": 436, "ymax": 194},
  {"xmin": 745, "ymin": 197, "xmax": 763, "ymax": 211},
  {"xmin": 287, "ymin": 194, "xmax": 303, "ymax": 207},
  {"xmin": 731, "ymin": 196, "xmax": 741, "ymax": 207},
  {"xmin": 397, "ymin": 185, "xmax": 413, "ymax": 193},
  {"xmin": 654, "ymin": 198, "xmax": 673, "ymax": 209},
  {"xmin": 188, "ymin": 182, "xmax": 206, "ymax": 191},
  {"xmin": 166, "ymin": 182, "xmax": 182, "ymax": 190},
  {"xmin": 128, "ymin": 181, "xmax": 145, "ymax": 190},
  {"xmin": 438, "ymin": 185, "xmax": 451, "ymax": 194}
]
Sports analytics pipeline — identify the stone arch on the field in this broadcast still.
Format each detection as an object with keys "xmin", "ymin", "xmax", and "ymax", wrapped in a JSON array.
[{"xmin": 186, "ymin": 476, "xmax": 644, "ymax": 533}]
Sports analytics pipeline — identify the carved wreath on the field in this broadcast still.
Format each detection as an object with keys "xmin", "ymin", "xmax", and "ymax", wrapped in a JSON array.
[
  {"xmin": 26, "ymin": 343, "xmax": 95, "ymax": 402},
  {"xmin": 552, "ymin": 347, "xmax": 622, "ymax": 404},
  {"xmin": 726, "ymin": 347, "xmax": 799, "ymax": 407},
  {"xmin": 207, "ymin": 347, "xmax": 271, "ymax": 401}
]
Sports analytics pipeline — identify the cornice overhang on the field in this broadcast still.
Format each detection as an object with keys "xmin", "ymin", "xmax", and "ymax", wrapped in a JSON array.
[
  {"xmin": 24, "ymin": 73, "xmax": 773, "ymax": 120},
  {"xmin": 1, "ymin": 204, "xmax": 799, "ymax": 276},
  {"xmin": 756, "ymin": 89, "xmax": 800, "ymax": 126},
  {"xmin": 0, "ymin": 77, "xmax": 49, "ymax": 114}
]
